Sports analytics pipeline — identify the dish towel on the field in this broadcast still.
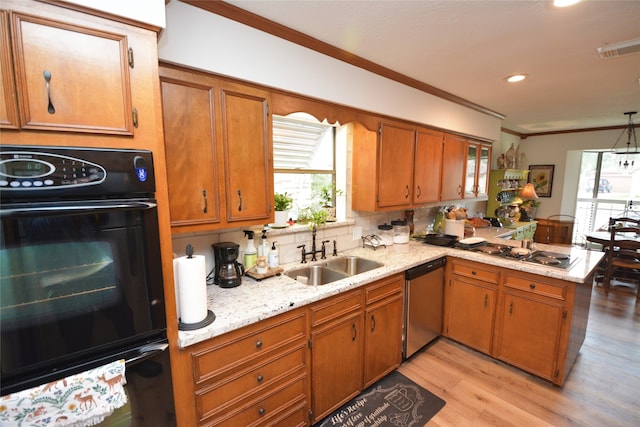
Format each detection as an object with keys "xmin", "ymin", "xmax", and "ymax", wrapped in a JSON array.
[{"xmin": 0, "ymin": 359, "xmax": 127, "ymax": 427}]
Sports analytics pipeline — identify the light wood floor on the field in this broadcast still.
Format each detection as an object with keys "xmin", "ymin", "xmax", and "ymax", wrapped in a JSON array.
[{"xmin": 399, "ymin": 281, "xmax": 640, "ymax": 426}]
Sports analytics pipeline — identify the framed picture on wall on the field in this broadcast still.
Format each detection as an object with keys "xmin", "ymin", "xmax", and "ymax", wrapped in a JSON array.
[{"xmin": 528, "ymin": 165, "xmax": 554, "ymax": 197}]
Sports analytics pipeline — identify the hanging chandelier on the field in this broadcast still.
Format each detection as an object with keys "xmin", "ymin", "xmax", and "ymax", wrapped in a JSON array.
[{"xmin": 610, "ymin": 111, "xmax": 639, "ymax": 170}]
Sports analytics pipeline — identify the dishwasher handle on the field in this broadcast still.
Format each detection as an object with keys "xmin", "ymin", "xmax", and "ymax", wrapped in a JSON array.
[{"xmin": 405, "ymin": 257, "xmax": 446, "ymax": 280}]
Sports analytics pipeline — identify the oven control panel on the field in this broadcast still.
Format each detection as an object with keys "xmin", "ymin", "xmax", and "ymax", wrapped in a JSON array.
[{"xmin": 0, "ymin": 150, "xmax": 106, "ymax": 190}]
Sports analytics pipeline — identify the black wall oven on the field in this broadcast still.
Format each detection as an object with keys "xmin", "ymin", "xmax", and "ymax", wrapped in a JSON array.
[{"xmin": 0, "ymin": 145, "xmax": 170, "ymax": 400}]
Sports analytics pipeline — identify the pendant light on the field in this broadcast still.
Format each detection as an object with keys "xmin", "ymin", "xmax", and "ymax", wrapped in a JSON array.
[{"xmin": 610, "ymin": 111, "xmax": 639, "ymax": 170}]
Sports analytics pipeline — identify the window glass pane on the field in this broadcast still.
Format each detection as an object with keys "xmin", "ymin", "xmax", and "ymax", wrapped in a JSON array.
[
  {"xmin": 273, "ymin": 114, "xmax": 334, "ymax": 171},
  {"xmin": 599, "ymin": 152, "xmax": 639, "ymax": 200},
  {"xmin": 274, "ymin": 173, "xmax": 332, "ymax": 220}
]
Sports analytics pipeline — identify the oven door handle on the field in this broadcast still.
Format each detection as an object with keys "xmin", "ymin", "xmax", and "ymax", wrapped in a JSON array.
[
  {"xmin": 0, "ymin": 201, "xmax": 157, "ymax": 217},
  {"xmin": 125, "ymin": 342, "xmax": 169, "ymax": 366}
]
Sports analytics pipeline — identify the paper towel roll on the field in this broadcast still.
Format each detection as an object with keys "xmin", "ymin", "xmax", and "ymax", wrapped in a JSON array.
[
  {"xmin": 444, "ymin": 219, "xmax": 465, "ymax": 240},
  {"xmin": 174, "ymin": 255, "xmax": 208, "ymax": 324}
]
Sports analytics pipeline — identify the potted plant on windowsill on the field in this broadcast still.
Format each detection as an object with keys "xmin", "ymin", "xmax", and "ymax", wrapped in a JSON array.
[
  {"xmin": 274, "ymin": 192, "xmax": 293, "ymax": 226},
  {"xmin": 317, "ymin": 184, "xmax": 343, "ymax": 222}
]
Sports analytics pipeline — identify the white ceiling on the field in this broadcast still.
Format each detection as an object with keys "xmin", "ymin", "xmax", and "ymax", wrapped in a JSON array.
[{"xmin": 224, "ymin": 0, "xmax": 640, "ymax": 135}]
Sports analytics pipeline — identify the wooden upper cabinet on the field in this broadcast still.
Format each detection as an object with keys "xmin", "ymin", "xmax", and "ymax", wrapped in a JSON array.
[
  {"xmin": 440, "ymin": 134, "xmax": 467, "ymax": 201},
  {"xmin": 465, "ymin": 141, "xmax": 491, "ymax": 199},
  {"xmin": 9, "ymin": 12, "xmax": 133, "ymax": 134},
  {"xmin": 413, "ymin": 128, "xmax": 444, "ymax": 204},
  {"xmin": 377, "ymin": 122, "xmax": 415, "ymax": 208},
  {"xmin": 0, "ymin": 11, "xmax": 19, "ymax": 129},
  {"xmin": 161, "ymin": 75, "xmax": 220, "ymax": 227},
  {"xmin": 219, "ymin": 83, "xmax": 272, "ymax": 223}
]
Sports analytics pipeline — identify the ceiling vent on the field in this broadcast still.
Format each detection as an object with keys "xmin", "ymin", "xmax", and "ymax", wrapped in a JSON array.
[{"xmin": 597, "ymin": 37, "xmax": 640, "ymax": 59}]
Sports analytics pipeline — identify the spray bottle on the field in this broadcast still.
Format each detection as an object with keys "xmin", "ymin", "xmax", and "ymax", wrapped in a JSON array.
[{"xmin": 243, "ymin": 230, "xmax": 257, "ymax": 270}]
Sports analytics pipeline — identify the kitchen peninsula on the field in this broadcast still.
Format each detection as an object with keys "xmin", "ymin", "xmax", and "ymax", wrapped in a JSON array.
[{"xmin": 173, "ymin": 231, "xmax": 602, "ymax": 425}]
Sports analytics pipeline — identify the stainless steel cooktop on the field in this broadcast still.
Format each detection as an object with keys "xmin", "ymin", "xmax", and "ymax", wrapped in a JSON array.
[{"xmin": 470, "ymin": 243, "xmax": 577, "ymax": 269}]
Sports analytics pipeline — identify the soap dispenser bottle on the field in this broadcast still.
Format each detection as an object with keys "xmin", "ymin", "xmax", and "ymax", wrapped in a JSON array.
[
  {"xmin": 243, "ymin": 230, "xmax": 257, "ymax": 270},
  {"xmin": 258, "ymin": 228, "xmax": 270, "ymax": 259},
  {"xmin": 268, "ymin": 241, "xmax": 279, "ymax": 268}
]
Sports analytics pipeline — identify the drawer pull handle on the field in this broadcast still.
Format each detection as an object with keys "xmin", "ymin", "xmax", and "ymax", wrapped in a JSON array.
[
  {"xmin": 484, "ymin": 294, "xmax": 488, "ymax": 307},
  {"xmin": 529, "ymin": 283, "xmax": 536, "ymax": 289},
  {"xmin": 352, "ymin": 323, "xmax": 357, "ymax": 341},
  {"xmin": 257, "ymin": 374, "xmax": 264, "ymax": 383},
  {"xmin": 371, "ymin": 314, "xmax": 376, "ymax": 332},
  {"xmin": 237, "ymin": 189, "xmax": 243, "ymax": 211},
  {"xmin": 255, "ymin": 340, "xmax": 262, "ymax": 349},
  {"xmin": 258, "ymin": 407, "xmax": 265, "ymax": 416},
  {"xmin": 405, "ymin": 185, "xmax": 410, "ymax": 199},
  {"xmin": 509, "ymin": 301, "xmax": 514, "ymax": 315}
]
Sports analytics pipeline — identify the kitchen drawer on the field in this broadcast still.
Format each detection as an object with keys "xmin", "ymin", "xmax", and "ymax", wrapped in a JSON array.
[
  {"xmin": 451, "ymin": 260, "xmax": 499, "ymax": 284},
  {"xmin": 504, "ymin": 274, "xmax": 566, "ymax": 300},
  {"xmin": 206, "ymin": 374, "xmax": 307, "ymax": 427},
  {"xmin": 364, "ymin": 273, "xmax": 403, "ymax": 305},
  {"xmin": 195, "ymin": 345, "xmax": 306, "ymax": 421},
  {"xmin": 191, "ymin": 310, "xmax": 306, "ymax": 385},
  {"xmin": 310, "ymin": 289, "xmax": 362, "ymax": 327}
]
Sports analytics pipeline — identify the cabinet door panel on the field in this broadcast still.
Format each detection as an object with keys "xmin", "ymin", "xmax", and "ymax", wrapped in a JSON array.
[
  {"xmin": 446, "ymin": 277, "xmax": 496, "ymax": 354},
  {"xmin": 0, "ymin": 11, "xmax": 19, "ymax": 129},
  {"xmin": 12, "ymin": 13, "xmax": 133, "ymax": 134},
  {"xmin": 311, "ymin": 312, "xmax": 363, "ymax": 422},
  {"xmin": 413, "ymin": 129, "xmax": 443, "ymax": 204},
  {"xmin": 377, "ymin": 123, "xmax": 414, "ymax": 208},
  {"xmin": 440, "ymin": 134, "xmax": 466, "ymax": 201},
  {"xmin": 161, "ymin": 78, "xmax": 220, "ymax": 226},
  {"xmin": 220, "ymin": 86, "xmax": 272, "ymax": 222},
  {"xmin": 364, "ymin": 296, "xmax": 403, "ymax": 387},
  {"xmin": 495, "ymin": 292, "xmax": 564, "ymax": 380},
  {"xmin": 465, "ymin": 143, "xmax": 477, "ymax": 197}
]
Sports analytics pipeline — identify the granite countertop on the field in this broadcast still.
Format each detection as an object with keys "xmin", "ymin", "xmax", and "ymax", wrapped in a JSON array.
[{"xmin": 177, "ymin": 227, "xmax": 604, "ymax": 348}]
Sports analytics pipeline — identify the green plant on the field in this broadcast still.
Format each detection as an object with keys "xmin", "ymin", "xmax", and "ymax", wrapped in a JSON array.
[
  {"xmin": 274, "ymin": 192, "xmax": 293, "ymax": 211},
  {"xmin": 296, "ymin": 205, "xmax": 328, "ymax": 228},
  {"xmin": 317, "ymin": 184, "xmax": 343, "ymax": 207},
  {"xmin": 521, "ymin": 199, "xmax": 541, "ymax": 209}
]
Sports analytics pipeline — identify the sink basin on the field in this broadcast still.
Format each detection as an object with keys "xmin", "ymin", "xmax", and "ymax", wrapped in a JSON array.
[
  {"xmin": 286, "ymin": 265, "xmax": 348, "ymax": 286},
  {"xmin": 324, "ymin": 256, "xmax": 384, "ymax": 276},
  {"xmin": 285, "ymin": 256, "xmax": 384, "ymax": 285}
]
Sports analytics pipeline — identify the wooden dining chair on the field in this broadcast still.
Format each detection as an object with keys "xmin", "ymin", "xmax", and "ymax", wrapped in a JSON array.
[{"xmin": 602, "ymin": 217, "xmax": 640, "ymax": 295}]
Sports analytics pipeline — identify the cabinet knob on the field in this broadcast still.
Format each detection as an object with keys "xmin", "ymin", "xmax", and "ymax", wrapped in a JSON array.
[
  {"xmin": 529, "ymin": 283, "xmax": 536, "ymax": 289},
  {"xmin": 258, "ymin": 407, "xmax": 266, "ymax": 416},
  {"xmin": 255, "ymin": 340, "xmax": 262, "ymax": 349},
  {"xmin": 257, "ymin": 374, "xmax": 264, "ymax": 383},
  {"xmin": 471, "ymin": 270, "xmax": 477, "ymax": 275}
]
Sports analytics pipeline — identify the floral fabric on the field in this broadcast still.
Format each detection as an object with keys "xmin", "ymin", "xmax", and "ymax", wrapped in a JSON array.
[{"xmin": 0, "ymin": 359, "xmax": 127, "ymax": 427}]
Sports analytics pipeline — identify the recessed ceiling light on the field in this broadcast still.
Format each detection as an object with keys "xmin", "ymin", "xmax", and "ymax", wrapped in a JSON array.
[
  {"xmin": 506, "ymin": 74, "xmax": 527, "ymax": 83},
  {"xmin": 553, "ymin": 0, "xmax": 581, "ymax": 7}
]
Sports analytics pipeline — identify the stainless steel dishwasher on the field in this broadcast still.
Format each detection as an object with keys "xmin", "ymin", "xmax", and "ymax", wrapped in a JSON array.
[{"xmin": 404, "ymin": 257, "xmax": 446, "ymax": 358}]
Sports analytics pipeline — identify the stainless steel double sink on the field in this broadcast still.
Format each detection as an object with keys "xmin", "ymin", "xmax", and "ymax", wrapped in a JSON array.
[{"xmin": 285, "ymin": 256, "xmax": 384, "ymax": 286}]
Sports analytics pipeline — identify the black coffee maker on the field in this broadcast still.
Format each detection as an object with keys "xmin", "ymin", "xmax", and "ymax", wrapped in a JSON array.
[{"xmin": 211, "ymin": 242, "xmax": 244, "ymax": 288}]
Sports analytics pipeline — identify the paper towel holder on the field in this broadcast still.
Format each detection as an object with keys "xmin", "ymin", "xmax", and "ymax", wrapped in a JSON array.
[{"xmin": 179, "ymin": 310, "xmax": 215, "ymax": 331}]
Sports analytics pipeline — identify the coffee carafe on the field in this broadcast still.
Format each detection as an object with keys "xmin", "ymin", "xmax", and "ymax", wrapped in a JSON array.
[{"xmin": 211, "ymin": 242, "xmax": 244, "ymax": 288}]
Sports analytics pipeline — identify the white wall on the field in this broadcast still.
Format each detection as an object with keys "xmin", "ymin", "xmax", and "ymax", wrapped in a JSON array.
[
  {"xmin": 58, "ymin": 0, "xmax": 166, "ymax": 28},
  {"xmin": 158, "ymin": 1, "xmax": 502, "ymax": 141},
  {"xmin": 498, "ymin": 128, "xmax": 623, "ymax": 219}
]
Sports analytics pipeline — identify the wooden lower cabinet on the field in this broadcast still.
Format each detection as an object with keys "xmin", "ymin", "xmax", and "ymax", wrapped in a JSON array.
[
  {"xmin": 309, "ymin": 274, "xmax": 404, "ymax": 423},
  {"xmin": 185, "ymin": 308, "xmax": 309, "ymax": 426},
  {"xmin": 309, "ymin": 290, "xmax": 363, "ymax": 422},
  {"xmin": 444, "ymin": 258, "xmax": 592, "ymax": 386},
  {"xmin": 363, "ymin": 274, "xmax": 404, "ymax": 387},
  {"xmin": 493, "ymin": 272, "xmax": 570, "ymax": 383},
  {"xmin": 444, "ymin": 259, "xmax": 499, "ymax": 354}
]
